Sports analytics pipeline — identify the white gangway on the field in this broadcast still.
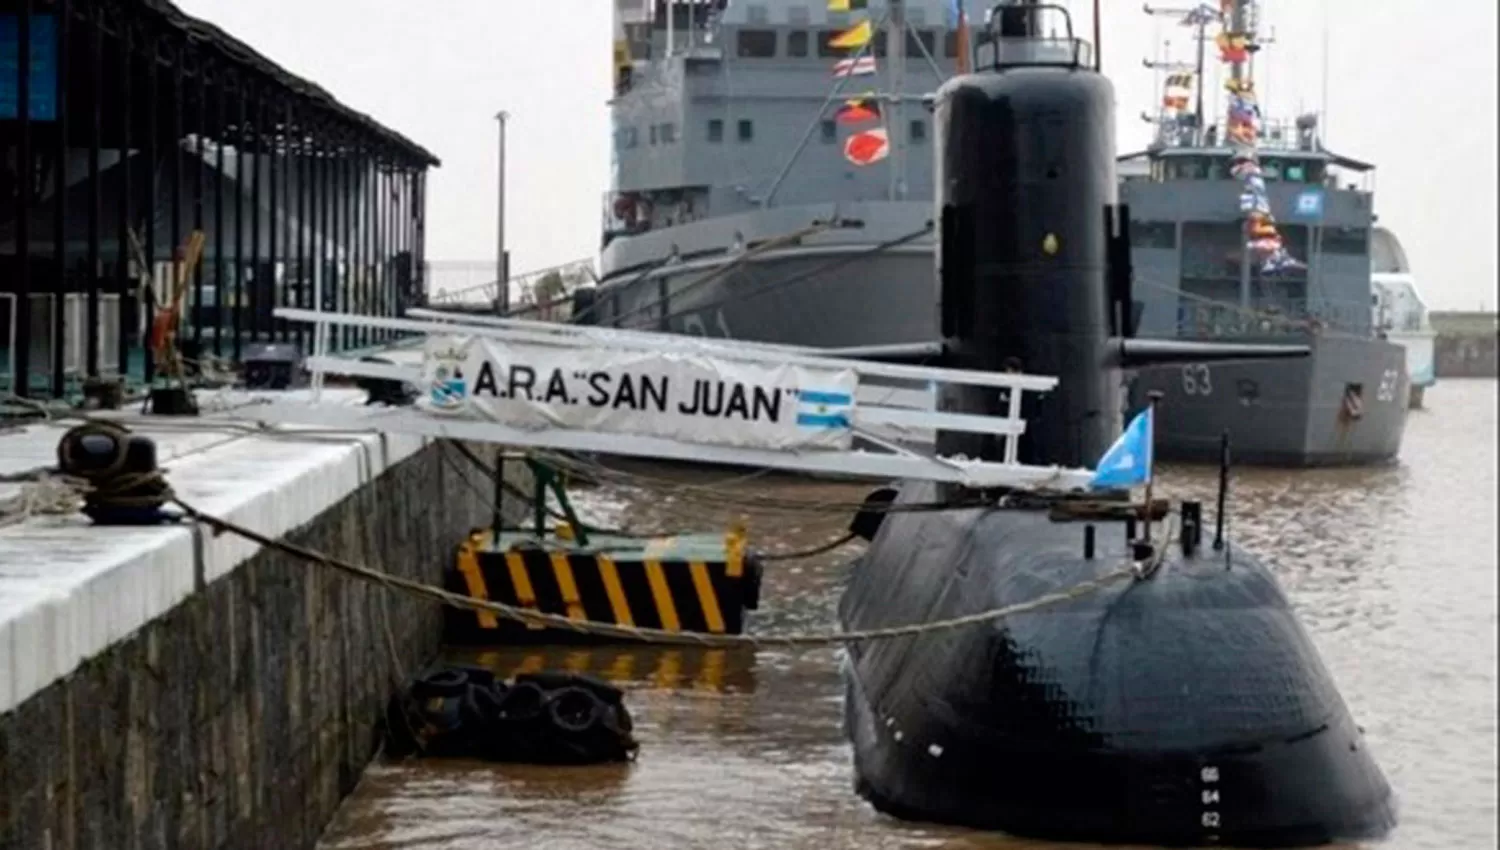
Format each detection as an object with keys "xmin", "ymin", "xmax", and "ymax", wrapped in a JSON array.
[{"xmin": 229, "ymin": 306, "xmax": 1098, "ymax": 492}]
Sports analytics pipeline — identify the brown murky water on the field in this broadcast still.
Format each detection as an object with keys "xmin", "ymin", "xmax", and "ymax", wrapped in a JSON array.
[{"xmin": 318, "ymin": 379, "xmax": 1498, "ymax": 850}]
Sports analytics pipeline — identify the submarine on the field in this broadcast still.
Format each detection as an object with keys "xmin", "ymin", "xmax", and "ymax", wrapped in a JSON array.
[{"xmin": 836, "ymin": 3, "xmax": 1398, "ymax": 846}]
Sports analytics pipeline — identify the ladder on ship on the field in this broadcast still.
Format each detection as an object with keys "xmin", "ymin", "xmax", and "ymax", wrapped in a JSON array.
[{"xmin": 227, "ymin": 306, "xmax": 1098, "ymax": 492}]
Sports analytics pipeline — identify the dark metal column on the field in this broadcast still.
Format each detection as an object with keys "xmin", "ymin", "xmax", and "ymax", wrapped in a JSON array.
[
  {"xmin": 414, "ymin": 169, "xmax": 427, "ymax": 312},
  {"xmin": 265, "ymin": 97, "xmax": 279, "ymax": 345},
  {"xmin": 380, "ymin": 161, "xmax": 392, "ymax": 320},
  {"xmin": 167, "ymin": 40, "xmax": 183, "ymax": 379},
  {"xmin": 341, "ymin": 138, "xmax": 356, "ymax": 347},
  {"xmin": 86, "ymin": 2, "xmax": 102, "ymax": 378},
  {"xmin": 248, "ymin": 91, "xmax": 263, "ymax": 343},
  {"xmin": 351, "ymin": 141, "xmax": 366, "ymax": 343},
  {"xmin": 316, "ymin": 133, "xmax": 328, "ymax": 332},
  {"xmin": 49, "ymin": 0, "xmax": 71, "ymax": 397},
  {"xmin": 212, "ymin": 67, "xmax": 226, "ymax": 357},
  {"xmin": 400, "ymin": 167, "xmax": 413, "ymax": 316},
  {"xmin": 191, "ymin": 48, "xmax": 206, "ymax": 356},
  {"xmin": 142, "ymin": 33, "xmax": 159, "ymax": 385},
  {"xmin": 364, "ymin": 150, "xmax": 378, "ymax": 335},
  {"xmin": 13, "ymin": 0, "xmax": 33, "ymax": 396},
  {"xmin": 232, "ymin": 79, "xmax": 246, "ymax": 361},
  {"xmin": 294, "ymin": 113, "xmax": 307, "ymax": 354},
  {"xmin": 277, "ymin": 102, "xmax": 292, "ymax": 342},
  {"xmin": 115, "ymin": 18, "xmax": 132, "ymax": 375},
  {"xmin": 333, "ymin": 134, "xmax": 346, "ymax": 348},
  {"xmin": 372, "ymin": 159, "xmax": 384, "ymax": 336}
]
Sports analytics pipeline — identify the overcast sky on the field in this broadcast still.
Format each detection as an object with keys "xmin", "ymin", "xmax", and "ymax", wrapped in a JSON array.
[{"xmin": 175, "ymin": 0, "xmax": 1496, "ymax": 311}]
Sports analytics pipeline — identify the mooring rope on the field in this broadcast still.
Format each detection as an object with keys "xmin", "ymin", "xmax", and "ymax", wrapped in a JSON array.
[
  {"xmin": 174, "ymin": 496, "xmax": 1147, "ymax": 648},
  {"xmin": 17, "ymin": 420, "xmax": 1159, "ymax": 649}
]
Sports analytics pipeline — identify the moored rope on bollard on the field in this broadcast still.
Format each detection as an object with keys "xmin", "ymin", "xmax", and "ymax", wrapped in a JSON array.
[
  {"xmin": 25, "ymin": 421, "xmax": 1160, "ymax": 648},
  {"xmin": 170, "ymin": 496, "xmax": 1145, "ymax": 648}
]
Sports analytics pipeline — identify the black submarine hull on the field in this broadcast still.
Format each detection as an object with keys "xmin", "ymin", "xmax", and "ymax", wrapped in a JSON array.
[
  {"xmin": 838, "ymin": 5, "xmax": 1395, "ymax": 845},
  {"xmin": 839, "ymin": 482, "xmax": 1397, "ymax": 846}
]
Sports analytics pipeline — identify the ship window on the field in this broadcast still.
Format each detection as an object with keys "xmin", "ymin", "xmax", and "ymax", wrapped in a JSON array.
[
  {"xmin": 707, "ymin": 119, "xmax": 724, "ymax": 143},
  {"xmin": 1181, "ymin": 222, "xmax": 1244, "ymax": 278},
  {"xmin": 1165, "ymin": 157, "xmax": 1215, "ymax": 180},
  {"xmin": 737, "ymin": 29, "xmax": 778, "ymax": 58},
  {"xmin": 909, "ymin": 119, "xmax": 926, "ymax": 143},
  {"xmin": 787, "ymin": 30, "xmax": 810, "ymax": 57},
  {"xmin": 821, "ymin": 120, "xmax": 837, "ymax": 143},
  {"xmin": 738, "ymin": 119, "xmax": 754, "ymax": 142},
  {"xmin": 660, "ymin": 123, "xmax": 677, "ymax": 144},
  {"xmin": 649, "ymin": 125, "xmax": 658, "ymax": 145},
  {"xmin": 1321, "ymin": 227, "xmax": 1369, "ymax": 255},
  {"xmin": 906, "ymin": 29, "xmax": 937, "ymax": 58},
  {"xmin": 1131, "ymin": 221, "xmax": 1176, "ymax": 249}
]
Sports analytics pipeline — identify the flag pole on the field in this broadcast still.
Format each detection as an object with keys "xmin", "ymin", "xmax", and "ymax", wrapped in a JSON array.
[{"xmin": 1141, "ymin": 390, "xmax": 1163, "ymax": 543}]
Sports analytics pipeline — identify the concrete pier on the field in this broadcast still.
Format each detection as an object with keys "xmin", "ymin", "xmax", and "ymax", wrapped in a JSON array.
[{"xmin": 0, "ymin": 395, "xmax": 512, "ymax": 850}]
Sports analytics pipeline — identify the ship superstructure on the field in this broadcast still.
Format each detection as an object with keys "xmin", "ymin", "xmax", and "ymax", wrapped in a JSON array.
[
  {"xmin": 592, "ymin": 0, "xmax": 991, "ymax": 348},
  {"xmin": 1119, "ymin": 0, "xmax": 1409, "ymax": 465}
]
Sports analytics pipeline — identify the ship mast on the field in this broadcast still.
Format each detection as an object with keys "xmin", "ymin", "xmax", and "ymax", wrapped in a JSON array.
[
  {"xmin": 1228, "ymin": 0, "xmax": 1252, "ymax": 309},
  {"xmin": 887, "ymin": 0, "xmax": 907, "ymax": 201},
  {"xmin": 1143, "ymin": 4, "xmax": 1212, "ymax": 145}
]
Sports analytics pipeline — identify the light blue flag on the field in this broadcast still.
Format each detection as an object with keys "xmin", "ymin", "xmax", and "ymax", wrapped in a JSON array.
[
  {"xmin": 946, "ymin": 0, "xmax": 963, "ymax": 28},
  {"xmin": 1090, "ymin": 407, "xmax": 1154, "ymax": 489}
]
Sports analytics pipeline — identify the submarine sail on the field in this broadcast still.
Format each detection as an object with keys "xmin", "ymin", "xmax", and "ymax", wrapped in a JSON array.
[{"xmin": 837, "ymin": 3, "xmax": 1397, "ymax": 846}]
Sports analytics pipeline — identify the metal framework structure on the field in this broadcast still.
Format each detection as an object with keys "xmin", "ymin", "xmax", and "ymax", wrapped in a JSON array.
[
  {"xmin": 1, "ymin": 0, "xmax": 439, "ymax": 399},
  {"xmin": 226, "ymin": 306, "xmax": 1098, "ymax": 492}
]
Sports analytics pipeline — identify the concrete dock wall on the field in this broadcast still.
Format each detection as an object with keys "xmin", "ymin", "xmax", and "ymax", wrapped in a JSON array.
[
  {"xmin": 1431, "ymin": 312, "xmax": 1499, "ymax": 378},
  {"xmin": 1435, "ymin": 334, "xmax": 1499, "ymax": 378},
  {"xmin": 0, "ymin": 422, "xmax": 521, "ymax": 850}
]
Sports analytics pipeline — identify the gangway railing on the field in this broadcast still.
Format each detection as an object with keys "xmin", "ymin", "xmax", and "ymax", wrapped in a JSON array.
[{"xmin": 228, "ymin": 307, "xmax": 1098, "ymax": 491}]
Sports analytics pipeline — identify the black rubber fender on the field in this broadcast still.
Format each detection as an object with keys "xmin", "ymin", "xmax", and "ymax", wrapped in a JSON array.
[
  {"xmin": 546, "ymin": 686, "xmax": 607, "ymax": 734},
  {"xmin": 412, "ymin": 667, "xmax": 469, "ymax": 699},
  {"xmin": 421, "ymin": 694, "xmax": 465, "ymax": 733},
  {"xmin": 382, "ymin": 695, "xmax": 422, "ymax": 758},
  {"xmin": 447, "ymin": 663, "xmax": 496, "ymax": 691},
  {"xmin": 515, "ymin": 671, "xmax": 624, "ymax": 705},
  {"xmin": 741, "ymin": 556, "xmax": 764, "ymax": 611},
  {"xmin": 460, "ymin": 683, "xmax": 505, "ymax": 730},
  {"xmin": 496, "ymin": 681, "xmax": 547, "ymax": 722}
]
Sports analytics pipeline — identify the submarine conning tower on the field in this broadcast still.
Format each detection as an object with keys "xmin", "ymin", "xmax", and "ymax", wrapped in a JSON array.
[
  {"xmin": 934, "ymin": 0, "xmax": 1306, "ymax": 471},
  {"xmin": 935, "ymin": 1, "xmax": 1119, "ymax": 470}
]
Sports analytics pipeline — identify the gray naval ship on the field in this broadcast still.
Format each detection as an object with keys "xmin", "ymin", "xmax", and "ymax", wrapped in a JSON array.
[
  {"xmin": 1116, "ymin": 3, "xmax": 1409, "ymax": 467},
  {"xmin": 590, "ymin": 0, "xmax": 1407, "ymax": 467},
  {"xmin": 591, "ymin": 0, "xmax": 979, "ymax": 349}
]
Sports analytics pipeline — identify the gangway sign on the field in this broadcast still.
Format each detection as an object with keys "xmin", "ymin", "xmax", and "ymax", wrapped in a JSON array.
[
  {"xmin": 422, "ymin": 334, "xmax": 858, "ymax": 452},
  {"xmin": 235, "ymin": 308, "xmax": 1098, "ymax": 492}
]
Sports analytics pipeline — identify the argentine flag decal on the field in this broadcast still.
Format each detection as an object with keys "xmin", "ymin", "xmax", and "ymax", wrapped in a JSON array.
[
  {"xmin": 795, "ymin": 388, "xmax": 854, "ymax": 430},
  {"xmin": 1090, "ymin": 406, "xmax": 1154, "ymax": 489}
]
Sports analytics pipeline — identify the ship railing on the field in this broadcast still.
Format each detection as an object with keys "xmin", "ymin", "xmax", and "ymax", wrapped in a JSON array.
[
  {"xmin": 232, "ymin": 306, "xmax": 1098, "ymax": 492},
  {"xmin": 975, "ymin": 3, "xmax": 1093, "ymax": 70},
  {"xmin": 980, "ymin": 36, "xmax": 1093, "ymax": 69},
  {"xmin": 1174, "ymin": 298, "xmax": 1376, "ymax": 339},
  {"xmin": 426, "ymin": 259, "xmax": 595, "ymax": 318}
]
